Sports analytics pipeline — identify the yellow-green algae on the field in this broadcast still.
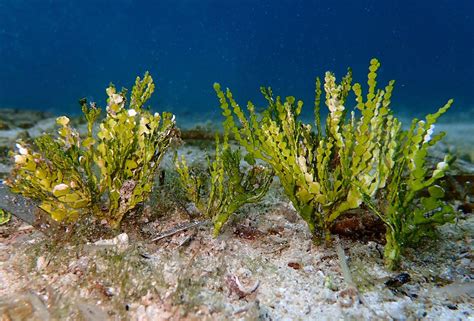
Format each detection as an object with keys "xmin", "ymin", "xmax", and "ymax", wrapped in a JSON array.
[
  {"xmin": 214, "ymin": 58, "xmax": 455, "ymax": 269},
  {"xmin": 7, "ymin": 73, "xmax": 177, "ymax": 228},
  {"xmin": 175, "ymin": 124, "xmax": 274, "ymax": 236}
]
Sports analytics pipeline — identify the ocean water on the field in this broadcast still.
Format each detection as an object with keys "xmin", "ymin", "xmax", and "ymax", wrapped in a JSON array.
[{"xmin": 0, "ymin": 0, "xmax": 473, "ymax": 123}]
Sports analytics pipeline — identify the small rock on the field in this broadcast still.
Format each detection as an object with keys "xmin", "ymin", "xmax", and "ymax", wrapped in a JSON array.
[
  {"xmin": 185, "ymin": 203, "xmax": 201, "ymax": 216},
  {"xmin": 116, "ymin": 233, "xmax": 129, "ymax": 244},
  {"xmin": 93, "ymin": 233, "xmax": 129, "ymax": 252},
  {"xmin": 385, "ymin": 272, "xmax": 411, "ymax": 288},
  {"xmin": 36, "ymin": 256, "xmax": 47, "ymax": 271}
]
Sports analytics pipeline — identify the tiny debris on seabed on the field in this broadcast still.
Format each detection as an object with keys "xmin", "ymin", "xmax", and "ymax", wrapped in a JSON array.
[
  {"xmin": 91, "ymin": 233, "xmax": 130, "ymax": 252},
  {"xmin": 3, "ymin": 205, "xmax": 472, "ymax": 320}
]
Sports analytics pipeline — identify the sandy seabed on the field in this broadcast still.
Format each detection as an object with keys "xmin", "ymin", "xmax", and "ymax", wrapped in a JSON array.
[{"xmin": 0, "ymin": 111, "xmax": 473, "ymax": 320}]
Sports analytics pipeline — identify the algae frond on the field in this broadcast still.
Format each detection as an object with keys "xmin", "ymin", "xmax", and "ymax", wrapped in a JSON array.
[
  {"xmin": 7, "ymin": 73, "xmax": 177, "ymax": 228},
  {"xmin": 214, "ymin": 58, "xmax": 455, "ymax": 268}
]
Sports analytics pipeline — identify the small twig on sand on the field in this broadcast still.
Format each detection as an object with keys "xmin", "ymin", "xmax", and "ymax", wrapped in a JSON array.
[
  {"xmin": 334, "ymin": 235, "xmax": 378, "ymax": 315},
  {"xmin": 150, "ymin": 220, "xmax": 209, "ymax": 242},
  {"xmin": 334, "ymin": 235, "xmax": 356, "ymax": 288}
]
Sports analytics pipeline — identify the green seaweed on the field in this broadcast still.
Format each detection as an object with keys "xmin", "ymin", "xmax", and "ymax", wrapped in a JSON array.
[
  {"xmin": 7, "ymin": 73, "xmax": 177, "ymax": 228},
  {"xmin": 0, "ymin": 208, "xmax": 11, "ymax": 225},
  {"xmin": 214, "ymin": 58, "xmax": 455, "ymax": 268},
  {"xmin": 363, "ymin": 100, "xmax": 455, "ymax": 269},
  {"xmin": 175, "ymin": 124, "xmax": 274, "ymax": 236},
  {"xmin": 214, "ymin": 59, "xmax": 400, "ymax": 242}
]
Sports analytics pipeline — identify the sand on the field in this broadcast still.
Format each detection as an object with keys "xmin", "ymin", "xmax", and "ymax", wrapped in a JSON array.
[{"xmin": 0, "ymin": 111, "xmax": 472, "ymax": 320}]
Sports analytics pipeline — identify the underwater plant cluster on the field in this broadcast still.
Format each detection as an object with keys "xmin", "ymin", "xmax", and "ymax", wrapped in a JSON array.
[
  {"xmin": 7, "ymin": 73, "xmax": 177, "ymax": 228},
  {"xmin": 7, "ymin": 59, "xmax": 455, "ymax": 270}
]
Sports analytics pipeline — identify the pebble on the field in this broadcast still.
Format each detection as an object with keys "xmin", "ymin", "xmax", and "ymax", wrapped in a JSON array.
[
  {"xmin": 93, "ymin": 233, "xmax": 129, "ymax": 252},
  {"xmin": 185, "ymin": 203, "xmax": 200, "ymax": 216},
  {"xmin": 36, "ymin": 256, "xmax": 47, "ymax": 271}
]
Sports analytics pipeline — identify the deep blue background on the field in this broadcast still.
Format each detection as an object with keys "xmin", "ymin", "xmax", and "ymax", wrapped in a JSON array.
[{"xmin": 0, "ymin": 0, "xmax": 473, "ymax": 121}]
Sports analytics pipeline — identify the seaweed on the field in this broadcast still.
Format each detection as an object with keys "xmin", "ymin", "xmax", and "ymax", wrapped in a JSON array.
[
  {"xmin": 214, "ymin": 59, "xmax": 399, "ymax": 242},
  {"xmin": 6, "ymin": 73, "xmax": 177, "ymax": 228},
  {"xmin": 214, "ymin": 59, "xmax": 455, "ymax": 268},
  {"xmin": 175, "ymin": 121, "xmax": 274, "ymax": 236},
  {"xmin": 363, "ymin": 100, "xmax": 455, "ymax": 269}
]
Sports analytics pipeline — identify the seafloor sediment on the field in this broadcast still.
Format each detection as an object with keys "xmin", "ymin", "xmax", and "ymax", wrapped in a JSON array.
[{"xmin": 0, "ymin": 110, "xmax": 473, "ymax": 320}]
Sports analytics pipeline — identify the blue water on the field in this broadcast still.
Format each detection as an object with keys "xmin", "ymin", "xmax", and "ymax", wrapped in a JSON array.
[{"xmin": 0, "ymin": 0, "xmax": 473, "ymax": 121}]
